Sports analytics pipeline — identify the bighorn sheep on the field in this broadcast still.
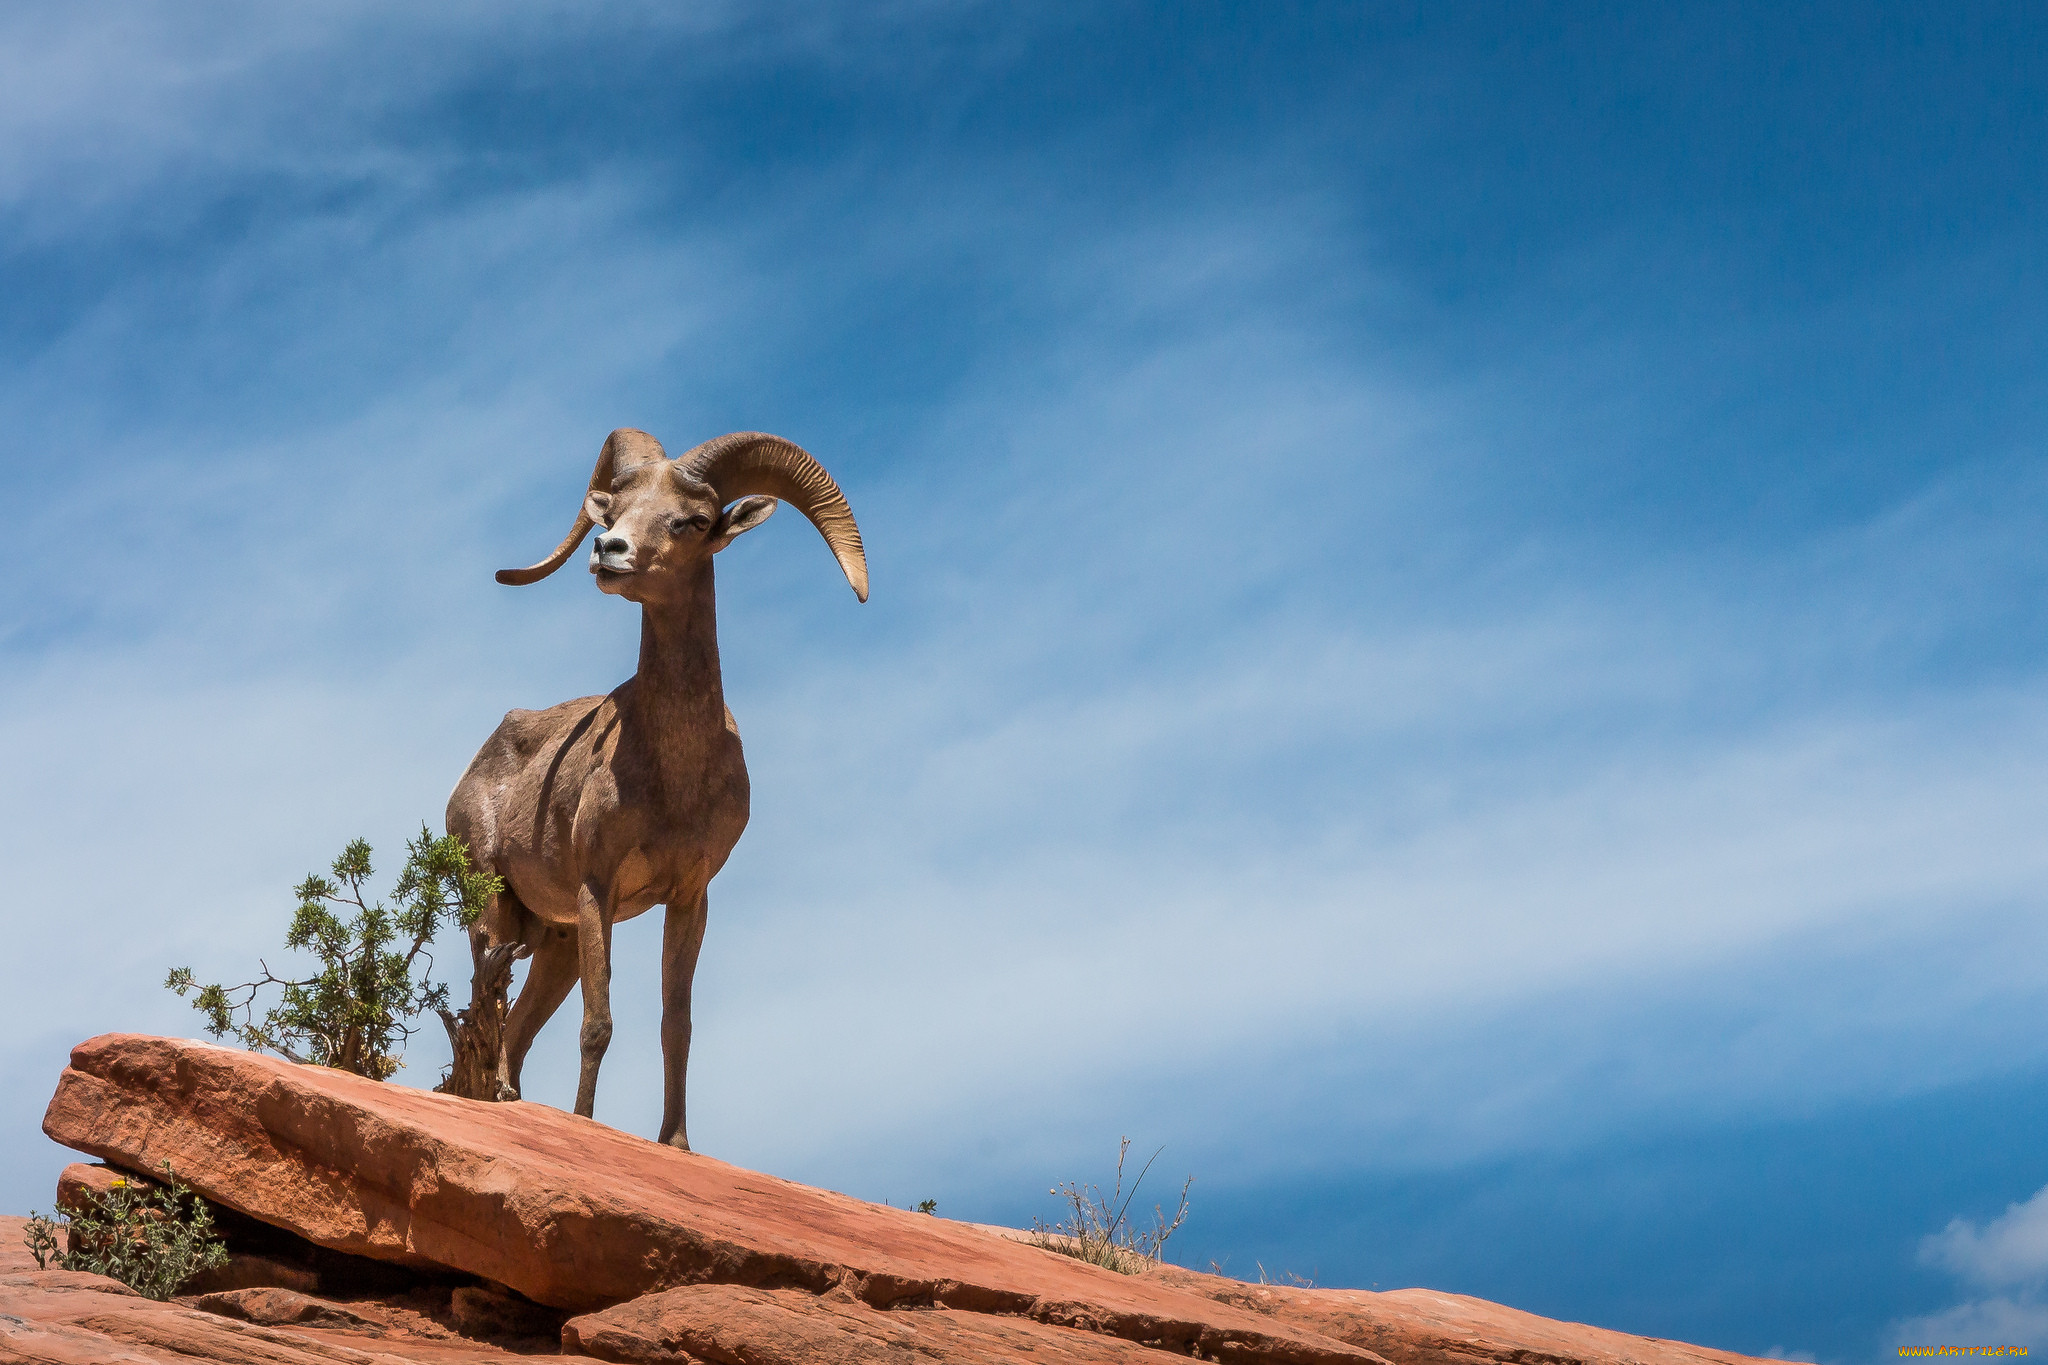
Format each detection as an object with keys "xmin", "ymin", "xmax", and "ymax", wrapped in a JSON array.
[{"xmin": 447, "ymin": 428, "xmax": 866, "ymax": 1149}]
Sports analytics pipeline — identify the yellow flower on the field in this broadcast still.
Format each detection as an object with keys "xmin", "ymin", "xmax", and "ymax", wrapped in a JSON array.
[{"xmin": 109, "ymin": 1179, "xmax": 128, "ymax": 1188}]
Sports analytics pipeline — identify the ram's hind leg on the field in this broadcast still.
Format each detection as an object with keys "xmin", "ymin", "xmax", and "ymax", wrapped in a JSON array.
[
  {"xmin": 499, "ymin": 922, "xmax": 579, "ymax": 1101},
  {"xmin": 658, "ymin": 890, "xmax": 710, "ymax": 1150}
]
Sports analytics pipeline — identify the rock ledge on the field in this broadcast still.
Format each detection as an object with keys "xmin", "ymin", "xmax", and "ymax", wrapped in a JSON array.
[{"xmin": 5, "ymin": 1033, "xmax": 1788, "ymax": 1365}]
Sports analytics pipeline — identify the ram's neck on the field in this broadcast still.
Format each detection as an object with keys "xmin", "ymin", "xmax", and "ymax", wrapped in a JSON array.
[{"xmin": 628, "ymin": 562, "xmax": 728, "ymax": 777}]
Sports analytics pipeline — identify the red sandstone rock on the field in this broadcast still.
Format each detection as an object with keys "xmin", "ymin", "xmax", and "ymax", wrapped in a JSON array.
[
  {"xmin": 55, "ymin": 1160, "xmax": 155, "ymax": 1212},
  {"xmin": 33, "ymin": 1035, "xmax": 1793, "ymax": 1365},
  {"xmin": 186, "ymin": 1285, "xmax": 383, "ymax": 1330},
  {"xmin": 42, "ymin": 1035, "xmax": 1379, "ymax": 1363},
  {"xmin": 0, "ymin": 1218, "xmax": 535, "ymax": 1365},
  {"xmin": 1146, "ymin": 1266, "xmax": 1785, "ymax": 1365},
  {"xmin": 564, "ymin": 1282, "xmax": 1286, "ymax": 1363},
  {"xmin": 187, "ymin": 1253, "xmax": 324, "ymax": 1297}
]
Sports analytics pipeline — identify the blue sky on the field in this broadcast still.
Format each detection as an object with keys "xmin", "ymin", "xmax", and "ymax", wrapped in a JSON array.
[{"xmin": 1, "ymin": 4, "xmax": 2045, "ymax": 1359}]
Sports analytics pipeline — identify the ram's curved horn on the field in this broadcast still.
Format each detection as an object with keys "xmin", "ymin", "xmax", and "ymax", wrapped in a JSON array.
[
  {"xmin": 681, "ymin": 431, "xmax": 868, "ymax": 601},
  {"xmin": 496, "ymin": 429, "xmax": 669, "ymax": 586}
]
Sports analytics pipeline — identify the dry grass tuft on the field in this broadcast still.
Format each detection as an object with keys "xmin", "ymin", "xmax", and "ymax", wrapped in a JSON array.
[{"xmin": 1029, "ymin": 1137, "xmax": 1192, "ymax": 1275}]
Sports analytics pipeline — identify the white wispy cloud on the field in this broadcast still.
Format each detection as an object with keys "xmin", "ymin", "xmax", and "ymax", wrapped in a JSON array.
[
  {"xmin": 1926, "ymin": 1188, "xmax": 2048, "ymax": 1290},
  {"xmin": 1898, "ymin": 1188, "xmax": 2048, "ymax": 1352}
]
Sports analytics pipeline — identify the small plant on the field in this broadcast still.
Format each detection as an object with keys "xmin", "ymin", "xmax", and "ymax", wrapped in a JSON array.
[
  {"xmin": 22, "ymin": 1212, "xmax": 61, "ymax": 1269},
  {"xmin": 1030, "ymin": 1137, "xmax": 1192, "ymax": 1275},
  {"xmin": 168, "ymin": 826, "xmax": 501, "ymax": 1080},
  {"xmin": 914, "ymin": 1199, "xmax": 939, "ymax": 1215},
  {"xmin": 24, "ymin": 1163, "xmax": 229, "ymax": 1300}
]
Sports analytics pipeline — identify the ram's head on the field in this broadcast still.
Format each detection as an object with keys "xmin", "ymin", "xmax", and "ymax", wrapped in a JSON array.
[{"xmin": 499, "ymin": 429, "xmax": 868, "ymax": 605}]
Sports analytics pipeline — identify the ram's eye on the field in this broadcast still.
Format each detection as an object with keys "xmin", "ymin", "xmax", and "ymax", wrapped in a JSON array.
[{"xmin": 687, "ymin": 515, "xmax": 712, "ymax": 533}]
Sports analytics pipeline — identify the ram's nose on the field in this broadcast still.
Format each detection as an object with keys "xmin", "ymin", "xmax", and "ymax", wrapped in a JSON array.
[{"xmin": 590, "ymin": 533, "xmax": 635, "ymax": 573}]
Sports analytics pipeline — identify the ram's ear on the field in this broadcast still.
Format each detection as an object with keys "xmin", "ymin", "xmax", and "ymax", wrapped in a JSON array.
[
  {"xmin": 582, "ymin": 489, "xmax": 615, "ymax": 528},
  {"xmin": 709, "ymin": 495, "xmax": 776, "ymax": 552}
]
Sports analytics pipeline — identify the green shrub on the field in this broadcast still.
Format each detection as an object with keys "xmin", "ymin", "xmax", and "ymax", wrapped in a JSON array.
[
  {"xmin": 21, "ymin": 1211, "xmax": 60, "ymax": 1270},
  {"xmin": 167, "ymin": 826, "xmax": 500, "ymax": 1080},
  {"xmin": 1029, "ymin": 1138, "xmax": 1192, "ymax": 1274},
  {"xmin": 24, "ymin": 1163, "xmax": 229, "ymax": 1300}
]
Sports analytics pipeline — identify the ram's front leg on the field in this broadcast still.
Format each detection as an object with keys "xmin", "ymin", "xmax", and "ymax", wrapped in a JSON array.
[
  {"xmin": 572, "ymin": 881, "xmax": 615, "ymax": 1118},
  {"xmin": 658, "ymin": 889, "xmax": 709, "ymax": 1150}
]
